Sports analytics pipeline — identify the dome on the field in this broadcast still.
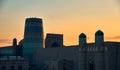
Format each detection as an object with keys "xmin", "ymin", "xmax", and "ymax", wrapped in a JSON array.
[
  {"xmin": 79, "ymin": 33, "xmax": 86, "ymax": 38},
  {"xmin": 13, "ymin": 38, "xmax": 17, "ymax": 41},
  {"xmin": 95, "ymin": 30, "xmax": 104, "ymax": 36}
]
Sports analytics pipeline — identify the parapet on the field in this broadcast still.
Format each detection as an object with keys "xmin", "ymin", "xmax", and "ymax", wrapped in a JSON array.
[
  {"xmin": 46, "ymin": 33, "xmax": 63, "ymax": 38},
  {"xmin": 25, "ymin": 18, "xmax": 42, "ymax": 23}
]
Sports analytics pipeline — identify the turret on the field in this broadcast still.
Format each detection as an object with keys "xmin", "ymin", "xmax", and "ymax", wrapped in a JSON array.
[
  {"xmin": 79, "ymin": 33, "xmax": 87, "ymax": 46},
  {"xmin": 95, "ymin": 30, "xmax": 104, "ymax": 45},
  {"xmin": 13, "ymin": 38, "xmax": 17, "ymax": 46},
  {"xmin": 78, "ymin": 33, "xmax": 87, "ymax": 70}
]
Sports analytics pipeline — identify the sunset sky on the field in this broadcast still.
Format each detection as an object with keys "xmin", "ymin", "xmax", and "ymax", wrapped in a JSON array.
[{"xmin": 0, "ymin": 0, "xmax": 120, "ymax": 47}]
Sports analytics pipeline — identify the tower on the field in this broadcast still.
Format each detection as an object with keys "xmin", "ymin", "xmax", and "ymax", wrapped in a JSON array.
[
  {"xmin": 13, "ymin": 38, "xmax": 17, "ymax": 46},
  {"xmin": 13, "ymin": 38, "xmax": 17, "ymax": 56},
  {"xmin": 23, "ymin": 18, "xmax": 44, "ymax": 56},
  {"xmin": 78, "ymin": 33, "xmax": 87, "ymax": 70},
  {"xmin": 79, "ymin": 33, "xmax": 87, "ymax": 46},
  {"xmin": 45, "ymin": 33, "xmax": 63, "ymax": 48},
  {"xmin": 95, "ymin": 30, "xmax": 105, "ymax": 70},
  {"xmin": 95, "ymin": 30, "xmax": 104, "ymax": 45}
]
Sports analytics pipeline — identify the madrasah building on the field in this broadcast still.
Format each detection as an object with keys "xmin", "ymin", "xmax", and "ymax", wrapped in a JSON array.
[{"xmin": 0, "ymin": 18, "xmax": 120, "ymax": 70}]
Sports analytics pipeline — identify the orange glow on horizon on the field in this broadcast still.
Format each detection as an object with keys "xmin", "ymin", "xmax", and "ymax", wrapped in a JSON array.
[
  {"xmin": 0, "ymin": 0, "xmax": 120, "ymax": 47},
  {"xmin": 1, "ymin": 16, "xmax": 120, "ymax": 47}
]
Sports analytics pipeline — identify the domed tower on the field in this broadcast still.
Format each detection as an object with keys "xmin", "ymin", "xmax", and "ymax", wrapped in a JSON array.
[
  {"xmin": 78, "ymin": 33, "xmax": 87, "ymax": 70},
  {"xmin": 79, "ymin": 33, "xmax": 87, "ymax": 46},
  {"xmin": 23, "ymin": 18, "xmax": 44, "ymax": 55},
  {"xmin": 95, "ymin": 30, "xmax": 105, "ymax": 70},
  {"xmin": 95, "ymin": 30, "xmax": 104, "ymax": 45},
  {"xmin": 13, "ymin": 38, "xmax": 17, "ymax": 46}
]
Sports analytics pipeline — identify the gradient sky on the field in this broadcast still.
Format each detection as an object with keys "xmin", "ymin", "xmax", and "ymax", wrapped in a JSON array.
[{"xmin": 0, "ymin": 0, "xmax": 120, "ymax": 47}]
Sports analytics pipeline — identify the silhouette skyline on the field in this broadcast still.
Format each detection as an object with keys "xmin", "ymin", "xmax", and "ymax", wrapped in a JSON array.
[
  {"xmin": 0, "ymin": 17, "xmax": 120, "ymax": 70},
  {"xmin": 0, "ymin": 0, "xmax": 120, "ymax": 47}
]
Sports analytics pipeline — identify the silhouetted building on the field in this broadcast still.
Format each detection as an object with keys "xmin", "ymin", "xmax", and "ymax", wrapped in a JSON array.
[
  {"xmin": 35, "ymin": 30, "xmax": 120, "ymax": 70},
  {"xmin": 45, "ymin": 33, "xmax": 63, "ymax": 48},
  {"xmin": 23, "ymin": 18, "xmax": 44, "ymax": 55},
  {"xmin": 0, "ymin": 38, "xmax": 23, "ymax": 56},
  {"xmin": 23, "ymin": 18, "xmax": 44, "ymax": 69},
  {"xmin": 0, "ymin": 18, "xmax": 120, "ymax": 70}
]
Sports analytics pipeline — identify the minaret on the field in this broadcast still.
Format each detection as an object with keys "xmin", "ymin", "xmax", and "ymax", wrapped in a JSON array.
[
  {"xmin": 79, "ymin": 33, "xmax": 87, "ymax": 46},
  {"xmin": 23, "ymin": 18, "xmax": 44, "ymax": 55},
  {"xmin": 95, "ymin": 30, "xmax": 104, "ymax": 45}
]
